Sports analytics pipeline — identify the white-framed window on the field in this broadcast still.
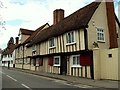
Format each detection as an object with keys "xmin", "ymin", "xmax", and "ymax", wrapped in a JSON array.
[
  {"xmin": 24, "ymin": 58, "xmax": 30, "ymax": 64},
  {"xmin": 24, "ymin": 47, "xmax": 27, "ymax": 50},
  {"xmin": 17, "ymin": 48, "xmax": 19, "ymax": 53},
  {"xmin": 11, "ymin": 54, "xmax": 12, "ymax": 57},
  {"xmin": 66, "ymin": 31, "xmax": 75, "ymax": 44},
  {"xmin": 72, "ymin": 55, "xmax": 81, "ymax": 67},
  {"xmin": 54, "ymin": 56, "xmax": 60, "ymax": 66},
  {"xmin": 32, "ymin": 45, "xmax": 36, "ymax": 51},
  {"xmin": 49, "ymin": 38, "xmax": 55, "ymax": 48},
  {"xmin": 20, "ymin": 46, "xmax": 23, "ymax": 51},
  {"xmin": 96, "ymin": 28, "xmax": 105, "ymax": 42}
]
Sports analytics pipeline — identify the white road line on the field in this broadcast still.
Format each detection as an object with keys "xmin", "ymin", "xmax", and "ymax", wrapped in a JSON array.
[
  {"xmin": 73, "ymin": 84, "xmax": 95, "ymax": 88},
  {"xmin": 6, "ymin": 75, "xmax": 17, "ymax": 82},
  {"xmin": 21, "ymin": 84, "xmax": 32, "ymax": 90}
]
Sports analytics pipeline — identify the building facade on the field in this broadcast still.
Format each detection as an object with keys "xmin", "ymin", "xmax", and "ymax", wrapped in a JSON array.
[
  {"xmin": 2, "ymin": 37, "xmax": 16, "ymax": 67},
  {"xmin": 15, "ymin": 1, "xmax": 120, "ymax": 80}
]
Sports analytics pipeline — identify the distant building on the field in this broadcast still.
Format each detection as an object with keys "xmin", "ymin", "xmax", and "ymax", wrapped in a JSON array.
[
  {"xmin": 0, "ymin": 48, "xmax": 2, "ymax": 66},
  {"xmin": 2, "ymin": 37, "xmax": 16, "ymax": 67}
]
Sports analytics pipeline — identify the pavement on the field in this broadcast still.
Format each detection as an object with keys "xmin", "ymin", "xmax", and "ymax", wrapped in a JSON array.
[{"xmin": 6, "ymin": 67, "xmax": 119, "ymax": 89}]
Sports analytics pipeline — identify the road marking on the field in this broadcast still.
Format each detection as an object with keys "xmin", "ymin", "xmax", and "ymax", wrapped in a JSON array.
[
  {"xmin": 21, "ymin": 84, "xmax": 32, "ymax": 90},
  {"xmin": 6, "ymin": 75, "xmax": 17, "ymax": 82},
  {"xmin": 73, "ymin": 84, "xmax": 93, "ymax": 88}
]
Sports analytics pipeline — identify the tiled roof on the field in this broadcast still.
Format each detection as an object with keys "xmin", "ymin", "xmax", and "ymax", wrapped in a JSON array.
[
  {"xmin": 23, "ymin": 23, "xmax": 49, "ymax": 44},
  {"xmin": 27, "ymin": 1, "xmax": 101, "ymax": 47},
  {"xmin": 19, "ymin": 28, "xmax": 34, "ymax": 35},
  {"xmin": 2, "ymin": 44, "xmax": 16, "ymax": 55}
]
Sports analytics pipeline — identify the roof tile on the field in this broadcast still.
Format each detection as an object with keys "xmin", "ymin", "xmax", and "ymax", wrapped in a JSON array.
[{"xmin": 27, "ymin": 1, "xmax": 101, "ymax": 47}]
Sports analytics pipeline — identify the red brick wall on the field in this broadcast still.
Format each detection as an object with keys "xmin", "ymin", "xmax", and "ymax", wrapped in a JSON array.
[
  {"xmin": 53, "ymin": 9, "xmax": 64, "ymax": 25},
  {"xmin": 106, "ymin": 1, "xmax": 118, "ymax": 48}
]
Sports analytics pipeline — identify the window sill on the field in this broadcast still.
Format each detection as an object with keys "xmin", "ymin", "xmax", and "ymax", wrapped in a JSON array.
[
  {"xmin": 66, "ymin": 42, "xmax": 76, "ymax": 46},
  {"xmin": 53, "ymin": 64, "xmax": 60, "ymax": 67},
  {"xmin": 32, "ymin": 50, "xmax": 36, "ymax": 52},
  {"xmin": 72, "ymin": 65, "xmax": 81, "ymax": 67},
  {"xmin": 49, "ymin": 46, "xmax": 56, "ymax": 49},
  {"xmin": 97, "ymin": 40, "xmax": 105, "ymax": 43}
]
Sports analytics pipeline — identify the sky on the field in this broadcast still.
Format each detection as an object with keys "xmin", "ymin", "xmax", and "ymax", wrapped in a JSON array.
[{"xmin": 0, "ymin": 0, "xmax": 120, "ymax": 50}]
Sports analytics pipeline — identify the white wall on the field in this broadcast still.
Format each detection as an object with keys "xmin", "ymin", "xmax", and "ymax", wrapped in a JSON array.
[
  {"xmin": 93, "ymin": 48, "xmax": 119, "ymax": 80},
  {"xmin": 2, "ymin": 51, "xmax": 15, "ymax": 67}
]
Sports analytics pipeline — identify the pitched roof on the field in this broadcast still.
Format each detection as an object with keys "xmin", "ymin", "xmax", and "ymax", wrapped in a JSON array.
[
  {"xmin": 27, "ymin": 1, "xmax": 101, "ymax": 47},
  {"xmin": 2, "ymin": 44, "xmax": 16, "ymax": 55},
  {"xmin": 19, "ymin": 28, "xmax": 34, "ymax": 35},
  {"xmin": 23, "ymin": 23, "xmax": 49, "ymax": 44},
  {"xmin": 115, "ymin": 14, "xmax": 120, "ymax": 28},
  {"xmin": 0, "ymin": 49, "xmax": 2, "ymax": 54}
]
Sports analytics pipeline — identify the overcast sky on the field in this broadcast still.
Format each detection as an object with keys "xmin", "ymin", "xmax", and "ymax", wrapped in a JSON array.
[{"xmin": 0, "ymin": 0, "xmax": 120, "ymax": 49}]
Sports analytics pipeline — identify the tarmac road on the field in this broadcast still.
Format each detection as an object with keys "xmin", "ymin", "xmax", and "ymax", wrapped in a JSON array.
[{"xmin": 1, "ymin": 67, "xmax": 82, "ymax": 89}]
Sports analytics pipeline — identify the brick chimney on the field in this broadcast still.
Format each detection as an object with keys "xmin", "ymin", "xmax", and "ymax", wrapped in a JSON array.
[
  {"xmin": 106, "ymin": 1, "xmax": 118, "ymax": 48},
  {"xmin": 53, "ymin": 9, "xmax": 64, "ymax": 25},
  {"xmin": 15, "ymin": 37, "xmax": 19, "ymax": 45}
]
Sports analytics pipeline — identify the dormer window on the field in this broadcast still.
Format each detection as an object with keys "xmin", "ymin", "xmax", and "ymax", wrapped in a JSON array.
[
  {"xmin": 66, "ymin": 31, "xmax": 75, "ymax": 44},
  {"xmin": 96, "ymin": 28, "xmax": 105, "ymax": 42},
  {"xmin": 20, "ymin": 46, "xmax": 23, "ymax": 51},
  {"xmin": 49, "ymin": 38, "xmax": 55, "ymax": 48},
  {"xmin": 32, "ymin": 45, "xmax": 36, "ymax": 51}
]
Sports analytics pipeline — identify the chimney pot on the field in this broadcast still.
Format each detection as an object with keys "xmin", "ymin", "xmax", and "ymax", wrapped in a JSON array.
[
  {"xmin": 53, "ymin": 9, "xmax": 64, "ymax": 25},
  {"xmin": 15, "ymin": 37, "xmax": 19, "ymax": 45}
]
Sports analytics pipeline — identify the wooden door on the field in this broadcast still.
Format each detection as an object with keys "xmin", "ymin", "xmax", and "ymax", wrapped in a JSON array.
[{"xmin": 60, "ymin": 56, "xmax": 67, "ymax": 75}]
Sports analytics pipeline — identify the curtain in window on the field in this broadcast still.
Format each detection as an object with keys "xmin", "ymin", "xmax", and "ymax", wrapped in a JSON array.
[
  {"xmin": 80, "ymin": 54, "xmax": 92, "ymax": 66},
  {"xmin": 48, "ymin": 57, "xmax": 53, "ymax": 66},
  {"xmin": 39, "ymin": 58, "xmax": 43, "ymax": 66}
]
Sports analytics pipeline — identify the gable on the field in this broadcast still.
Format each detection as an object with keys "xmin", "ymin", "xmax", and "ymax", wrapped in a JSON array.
[{"xmin": 22, "ymin": 23, "xmax": 50, "ymax": 45}]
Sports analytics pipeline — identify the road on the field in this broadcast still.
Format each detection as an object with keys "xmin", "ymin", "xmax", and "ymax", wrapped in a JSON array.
[
  {"xmin": 0, "ymin": 67, "xmax": 109, "ymax": 90},
  {"xmin": 0, "ymin": 67, "xmax": 106, "ymax": 90}
]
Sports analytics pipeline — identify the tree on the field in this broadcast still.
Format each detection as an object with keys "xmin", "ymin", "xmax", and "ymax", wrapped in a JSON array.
[
  {"xmin": 0, "ymin": 0, "xmax": 6, "ymax": 31},
  {"xmin": 7, "ymin": 37, "xmax": 14, "ymax": 47}
]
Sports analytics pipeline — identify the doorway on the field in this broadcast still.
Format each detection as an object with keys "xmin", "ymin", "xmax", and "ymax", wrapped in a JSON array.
[{"xmin": 60, "ymin": 55, "xmax": 67, "ymax": 75}]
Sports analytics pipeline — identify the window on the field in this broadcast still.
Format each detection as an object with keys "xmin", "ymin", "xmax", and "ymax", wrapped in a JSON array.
[
  {"xmin": 17, "ymin": 48, "xmax": 19, "ymax": 53},
  {"xmin": 72, "ymin": 55, "xmax": 81, "ymax": 67},
  {"xmin": 20, "ymin": 46, "xmax": 23, "ymax": 51},
  {"xmin": 49, "ymin": 38, "xmax": 55, "ymax": 48},
  {"xmin": 54, "ymin": 56, "xmax": 60, "ymax": 66},
  {"xmin": 36, "ymin": 58, "xmax": 43, "ymax": 66},
  {"xmin": 108, "ymin": 54, "xmax": 112, "ymax": 58},
  {"xmin": 66, "ymin": 31, "xmax": 75, "ymax": 44},
  {"xmin": 32, "ymin": 45, "xmax": 36, "ymax": 51},
  {"xmin": 11, "ymin": 54, "xmax": 12, "ymax": 57},
  {"xmin": 96, "ymin": 28, "xmax": 105, "ymax": 42},
  {"xmin": 36, "ymin": 58, "xmax": 39, "ymax": 66}
]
